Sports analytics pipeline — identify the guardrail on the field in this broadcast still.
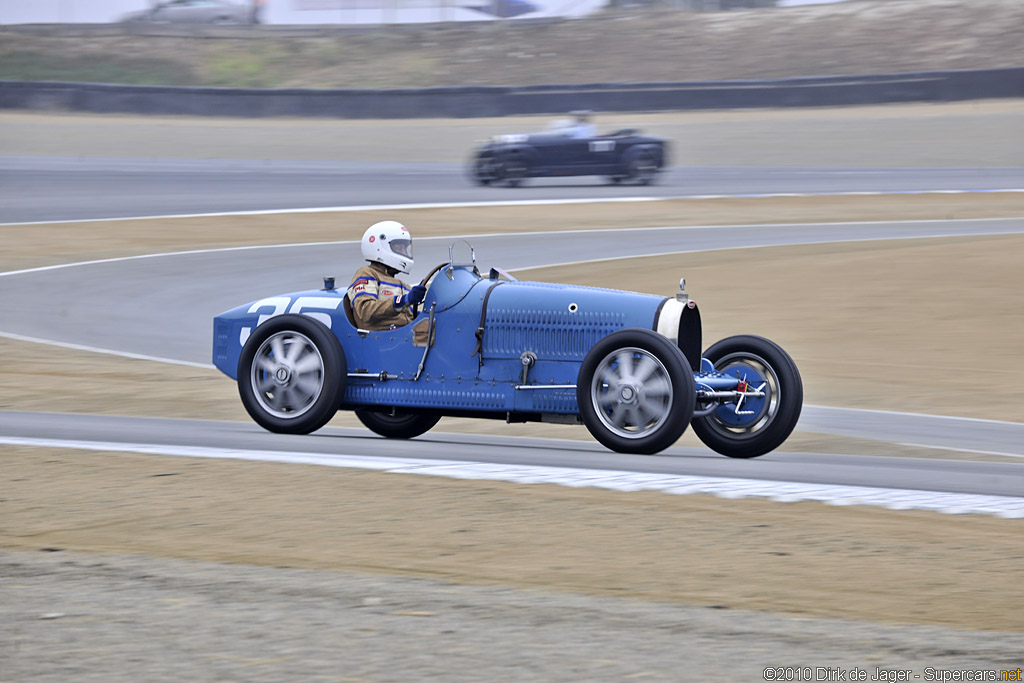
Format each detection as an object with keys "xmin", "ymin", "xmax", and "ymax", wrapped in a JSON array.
[{"xmin": 1, "ymin": 67, "xmax": 1021, "ymax": 118}]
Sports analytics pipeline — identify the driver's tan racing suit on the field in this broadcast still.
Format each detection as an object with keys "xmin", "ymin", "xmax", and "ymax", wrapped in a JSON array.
[{"xmin": 346, "ymin": 262, "xmax": 416, "ymax": 331}]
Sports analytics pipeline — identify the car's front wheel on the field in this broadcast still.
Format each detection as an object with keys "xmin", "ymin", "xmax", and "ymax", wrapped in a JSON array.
[
  {"xmin": 237, "ymin": 314, "xmax": 347, "ymax": 435},
  {"xmin": 691, "ymin": 335, "xmax": 802, "ymax": 458},
  {"xmin": 355, "ymin": 410, "xmax": 441, "ymax": 439},
  {"xmin": 469, "ymin": 153, "xmax": 496, "ymax": 185},
  {"xmin": 577, "ymin": 329, "xmax": 695, "ymax": 455},
  {"xmin": 495, "ymin": 153, "xmax": 528, "ymax": 187}
]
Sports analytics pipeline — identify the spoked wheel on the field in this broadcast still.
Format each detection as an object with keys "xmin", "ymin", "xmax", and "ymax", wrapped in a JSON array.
[
  {"xmin": 355, "ymin": 410, "xmax": 441, "ymax": 439},
  {"xmin": 469, "ymin": 154, "xmax": 497, "ymax": 185},
  {"xmin": 497, "ymin": 153, "xmax": 527, "ymax": 187},
  {"xmin": 577, "ymin": 329, "xmax": 695, "ymax": 455},
  {"xmin": 237, "ymin": 314, "xmax": 347, "ymax": 434},
  {"xmin": 625, "ymin": 152, "xmax": 658, "ymax": 185},
  {"xmin": 691, "ymin": 335, "xmax": 802, "ymax": 459}
]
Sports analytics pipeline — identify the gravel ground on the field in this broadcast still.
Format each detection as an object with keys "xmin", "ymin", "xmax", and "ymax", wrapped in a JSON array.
[{"xmin": 3, "ymin": 549, "xmax": 1023, "ymax": 682}]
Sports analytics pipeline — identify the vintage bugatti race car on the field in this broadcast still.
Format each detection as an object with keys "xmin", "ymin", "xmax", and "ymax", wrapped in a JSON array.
[
  {"xmin": 213, "ymin": 243, "xmax": 802, "ymax": 458},
  {"xmin": 469, "ymin": 121, "xmax": 669, "ymax": 187}
]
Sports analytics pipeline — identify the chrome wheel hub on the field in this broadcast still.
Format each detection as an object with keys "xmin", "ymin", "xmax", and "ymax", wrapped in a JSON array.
[
  {"xmin": 251, "ymin": 331, "xmax": 325, "ymax": 419},
  {"xmin": 707, "ymin": 352, "xmax": 778, "ymax": 437},
  {"xmin": 274, "ymin": 365, "xmax": 291, "ymax": 384},
  {"xmin": 591, "ymin": 347, "xmax": 674, "ymax": 440}
]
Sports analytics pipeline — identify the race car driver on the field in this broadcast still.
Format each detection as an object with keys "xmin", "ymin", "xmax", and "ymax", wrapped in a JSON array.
[
  {"xmin": 346, "ymin": 220, "xmax": 426, "ymax": 331},
  {"xmin": 566, "ymin": 110, "xmax": 597, "ymax": 139}
]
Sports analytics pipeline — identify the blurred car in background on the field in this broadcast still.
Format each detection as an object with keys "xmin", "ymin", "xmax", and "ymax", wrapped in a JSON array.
[
  {"xmin": 122, "ymin": 0, "xmax": 258, "ymax": 25},
  {"xmin": 469, "ymin": 120, "xmax": 669, "ymax": 187},
  {"xmin": 468, "ymin": 0, "xmax": 538, "ymax": 18}
]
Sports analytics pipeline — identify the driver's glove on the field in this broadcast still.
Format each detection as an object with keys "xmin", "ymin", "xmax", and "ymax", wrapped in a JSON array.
[{"xmin": 394, "ymin": 285, "xmax": 427, "ymax": 308}]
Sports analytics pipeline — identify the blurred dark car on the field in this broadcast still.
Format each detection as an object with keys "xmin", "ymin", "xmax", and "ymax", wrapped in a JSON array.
[
  {"xmin": 469, "ymin": 120, "xmax": 670, "ymax": 187},
  {"xmin": 469, "ymin": 0, "xmax": 538, "ymax": 18},
  {"xmin": 122, "ymin": 0, "xmax": 257, "ymax": 25}
]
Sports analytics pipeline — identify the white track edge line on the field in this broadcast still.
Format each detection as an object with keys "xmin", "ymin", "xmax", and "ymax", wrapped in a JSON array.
[
  {"xmin": 2, "ymin": 436, "xmax": 1022, "ymax": 518},
  {"xmin": 896, "ymin": 442, "xmax": 1024, "ymax": 460},
  {"xmin": 3, "ymin": 189, "xmax": 1024, "ymax": 227},
  {"xmin": 0, "ymin": 331, "xmax": 213, "ymax": 369},
  {"xmin": 510, "ymin": 228, "xmax": 1024, "ymax": 273},
  {"xmin": 2, "ymin": 216, "xmax": 1022, "ymax": 279}
]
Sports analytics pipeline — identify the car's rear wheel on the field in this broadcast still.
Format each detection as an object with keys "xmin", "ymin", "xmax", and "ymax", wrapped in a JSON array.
[
  {"xmin": 691, "ymin": 335, "xmax": 802, "ymax": 459},
  {"xmin": 237, "ymin": 314, "xmax": 347, "ymax": 435},
  {"xmin": 625, "ymin": 151, "xmax": 658, "ymax": 185},
  {"xmin": 355, "ymin": 410, "xmax": 441, "ymax": 440},
  {"xmin": 577, "ymin": 329, "xmax": 695, "ymax": 455}
]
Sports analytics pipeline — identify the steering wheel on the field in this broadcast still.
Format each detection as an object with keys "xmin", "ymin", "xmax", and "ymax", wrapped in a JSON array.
[{"xmin": 412, "ymin": 262, "xmax": 447, "ymax": 317}]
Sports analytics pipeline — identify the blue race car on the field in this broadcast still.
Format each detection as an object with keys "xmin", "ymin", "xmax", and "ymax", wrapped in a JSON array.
[
  {"xmin": 469, "ymin": 122, "xmax": 669, "ymax": 187},
  {"xmin": 213, "ymin": 243, "xmax": 801, "ymax": 458}
]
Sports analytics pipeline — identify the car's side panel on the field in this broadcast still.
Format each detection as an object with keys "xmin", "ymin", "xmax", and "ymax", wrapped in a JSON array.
[
  {"xmin": 527, "ymin": 136, "xmax": 574, "ymax": 173},
  {"xmin": 480, "ymin": 281, "xmax": 665, "ymax": 414},
  {"xmin": 494, "ymin": 144, "xmax": 539, "ymax": 178},
  {"xmin": 474, "ymin": 132, "xmax": 667, "ymax": 180},
  {"xmin": 213, "ymin": 289, "xmax": 350, "ymax": 380},
  {"xmin": 343, "ymin": 271, "xmax": 517, "ymax": 413},
  {"xmin": 340, "ymin": 268, "xmax": 514, "ymax": 413},
  {"xmin": 513, "ymin": 382, "xmax": 580, "ymax": 415},
  {"xmin": 214, "ymin": 271, "xmax": 670, "ymax": 417},
  {"xmin": 481, "ymin": 281, "xmax": 663, "ymax": 362},
  {"xmin": 345, "ymin": 380, "xmax": 512, "ymax": 412}
]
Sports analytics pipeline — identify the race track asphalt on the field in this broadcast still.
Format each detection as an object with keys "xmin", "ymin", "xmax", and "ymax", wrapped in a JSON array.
[
  {"xmin": 2, "ymin": 155, "xmax": 1023, "ymax": 223},
  {"xmin": 2, "ymin": 143, "xmax": 1023, "ymax": 502}
]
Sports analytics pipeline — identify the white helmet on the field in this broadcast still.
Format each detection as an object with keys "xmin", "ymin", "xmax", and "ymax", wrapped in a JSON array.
[{"xmin": 361, "ymin": 220, "xmax": 414, "ymax": 274}]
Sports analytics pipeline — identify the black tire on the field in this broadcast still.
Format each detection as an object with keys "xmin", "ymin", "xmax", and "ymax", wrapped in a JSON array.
[
  {"xmin": 624, "ymin": 150, "xmax": 657, "ymax": 186},
  {"xmin": 469, "ymin": 154, "xmax": 495, "ymax": 186},
  {"xmin": 691, "ymin": 335, "xmax": 802, "ymax": 459},
  {"xmin": 237, "ymin": 314, "xmax": 347, "ymax": 435},
  {"xmin": 355, "ymin": 410, "xmax": 441, "ymax": 439},
  {"xmin": 497, "ymin": 153, "xmax": 527, "ymax": 187},
  {"xmin": 577, "ymin": 329, "xmax": 695, "ymax": 455}
]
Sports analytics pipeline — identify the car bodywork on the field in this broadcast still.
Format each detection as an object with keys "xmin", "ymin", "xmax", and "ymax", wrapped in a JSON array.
[
  {"xmin": 214, "ymin": 244, "xmax": 802, "ymax": 457},
  {"xmin": 122, "ymin": 0, "xmax": 255, "ymax": 24},
  {"xmin": 469, "ymin": 125, "xmax": 669, "ymax": 187}
]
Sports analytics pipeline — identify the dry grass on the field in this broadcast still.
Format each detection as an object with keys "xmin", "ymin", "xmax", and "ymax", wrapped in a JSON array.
[
  {"xmin": 4, "ymin": 445, "xmax": 1023, "ymax": 631},
  {"xmin": 1, "ymin": 0, "xmax": 1022, "ymax": 87}
]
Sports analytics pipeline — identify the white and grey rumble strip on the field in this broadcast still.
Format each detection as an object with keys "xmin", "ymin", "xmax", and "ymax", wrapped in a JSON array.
[{"xmin": 4, "ymin": 436, "xmax": 1023, "ymax": 519}]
